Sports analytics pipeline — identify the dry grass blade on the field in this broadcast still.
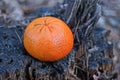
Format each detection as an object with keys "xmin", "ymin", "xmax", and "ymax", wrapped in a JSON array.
[{"xmin": 14, "ymin": 30, "xmax": 22, "ymax": 44}]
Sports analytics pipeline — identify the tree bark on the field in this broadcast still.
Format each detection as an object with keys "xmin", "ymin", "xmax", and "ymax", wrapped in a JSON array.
[{"xmin": 0, "ymin": 0, "xmax": 113, "ymax": 80}]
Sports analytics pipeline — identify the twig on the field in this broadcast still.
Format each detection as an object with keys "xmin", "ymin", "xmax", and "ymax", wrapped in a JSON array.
[
  {"xmin": 66, "ymin": 0, "xmax": 81, "ymax": 24},
  {"xmin": 14, "ymin": 30, "xmax": 22, "ymax": 44}
]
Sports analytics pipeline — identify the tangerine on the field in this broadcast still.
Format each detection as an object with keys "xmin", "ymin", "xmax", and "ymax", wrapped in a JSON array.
[{"xmin": 23, "ymin": 16, "xmax": 74, "ymax": 62}]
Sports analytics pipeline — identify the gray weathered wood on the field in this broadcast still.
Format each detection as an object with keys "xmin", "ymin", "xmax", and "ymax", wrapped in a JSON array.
[{"xmin": 0, "ymin": 0, "xmax": 113, "ymax": 80}]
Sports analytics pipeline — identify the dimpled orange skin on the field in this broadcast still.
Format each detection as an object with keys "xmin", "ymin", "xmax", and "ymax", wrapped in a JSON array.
[{"xmin": 23, "ymin": 16, "xmax": 74, "ymax": 62}]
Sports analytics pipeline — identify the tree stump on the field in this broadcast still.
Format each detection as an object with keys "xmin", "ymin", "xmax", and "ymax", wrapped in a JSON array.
[{"xmin": 0, "ymin": 0, "xmax": 113, "ymax": 80}]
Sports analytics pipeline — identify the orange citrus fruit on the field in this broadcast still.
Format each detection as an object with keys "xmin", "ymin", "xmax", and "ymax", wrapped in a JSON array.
[{"xmin": 23, "ymin": 16, "xmax": 74, "ymax": 62}]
